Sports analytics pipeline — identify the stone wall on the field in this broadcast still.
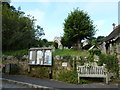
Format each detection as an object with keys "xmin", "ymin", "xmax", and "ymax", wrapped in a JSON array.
[
  {"xmin": 2, "ymin": 55, "xmax": 78, "ymax": 78},
  {"xmin": 2, "ymin": 55, "xmax": 29, "ymax": 75},
  {"xmin": 2, "ymin": 55, "xmax": 99, "ymax": 78}
]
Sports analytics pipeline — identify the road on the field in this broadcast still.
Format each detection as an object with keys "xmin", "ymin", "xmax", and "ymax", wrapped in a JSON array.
[
  {"xmin": 2, "ymin": 80, "xmax": 29, "ymax": 88},
  {"xmin": 2, "ymin": 75, "xmax": 120, "ymax": 89}
]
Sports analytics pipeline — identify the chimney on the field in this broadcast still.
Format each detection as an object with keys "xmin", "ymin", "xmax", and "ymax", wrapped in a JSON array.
[{"xmin": 112, "ymin": 23, "xmax": 116, "ymax": 29}]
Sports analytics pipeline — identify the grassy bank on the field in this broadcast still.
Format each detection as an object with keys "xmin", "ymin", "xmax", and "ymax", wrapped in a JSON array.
[
  {"xmin": 53, "ymin": 49, "xmax": 89, "ymax": 56},
  {"xmin": 3, "ymin": 49, "xmax": 28, "ymax": 55},
  {"xmin": 3, "ymin": 49, "xmax": 89, "ymax": 57}
]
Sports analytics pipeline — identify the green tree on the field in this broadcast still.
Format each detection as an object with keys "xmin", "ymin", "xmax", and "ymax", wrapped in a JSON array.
[
  {"xmin": 35, "ymin": 25, "xmax": 45, "ymax": 40},
  {"xmin": 2, "ymin": 2, "xmax": 44, "ymax": 51},
  {"xmin": 96, "ymin": 36, "xmax": 105, "ymax": 42},
  {"xmin": 63, "ymin": 8, "xmax": 96, "ymax": 49},
  {"xmin": 61, "ymin": 37, "xmax": 72, "ymax": 49}
]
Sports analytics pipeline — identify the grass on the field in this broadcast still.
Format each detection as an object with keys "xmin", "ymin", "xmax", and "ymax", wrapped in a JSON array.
[
  {"xmin": 53, "ymin": 49, "xmax": 89, "ymax": 56},
  {"xmin": 3, "ymin": 49, "xmax": 28, "ymax": 55},
  {"xmin": 3, "ymin": 49, "xmax": 89, "ymax": 57}
]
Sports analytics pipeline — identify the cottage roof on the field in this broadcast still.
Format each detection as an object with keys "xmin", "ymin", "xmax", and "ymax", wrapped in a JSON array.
[{"xmin": 104, "ymin": 25, "xmax": 120, "ymax": 42}]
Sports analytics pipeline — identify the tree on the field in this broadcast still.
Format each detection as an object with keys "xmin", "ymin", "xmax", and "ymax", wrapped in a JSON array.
[
  {"xmin": 53, "ymin": 42, "xmax": 58, "ymax": 49},
  {"xmin": 63, "ymin": 8, "xmax": 96, "ymax": 49},
  {"xmin": 96, "ymin": 36, "xmax": 105, "ymax": 42},
  {"xmin": 2, "ymin": 2, "xmax": 44, "ymax": 51},
  {"xmin": 35, "ymin": 25, "xmax": 45, "ymax": 40},
  {"xmin": 61, "ymin": 37, "xmax": 72, "ymax": 49}
]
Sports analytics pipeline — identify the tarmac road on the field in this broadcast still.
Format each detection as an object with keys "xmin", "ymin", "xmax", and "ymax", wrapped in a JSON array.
[
  {"xmin": 2, "ymin": 80, "xmax": 29, "ymax": 88},
  {"xmin": 2, "ymin": 74, "xmax": 120, "ymax": 89}
]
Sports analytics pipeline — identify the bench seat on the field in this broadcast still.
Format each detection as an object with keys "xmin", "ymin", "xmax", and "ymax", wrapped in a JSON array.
[{"xmin": 77, "ymin": 66, "xmax": 109, "ymax": 84}]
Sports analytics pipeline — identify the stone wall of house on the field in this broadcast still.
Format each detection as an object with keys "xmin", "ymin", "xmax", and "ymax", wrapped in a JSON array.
[{"xmin": 100, "ymin": 38, "xmax": 120, "ymax": 76}]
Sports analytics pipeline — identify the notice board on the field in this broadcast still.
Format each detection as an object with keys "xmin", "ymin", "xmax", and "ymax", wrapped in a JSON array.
[{"xmin": 29, "ymin": 48, "xmax": 52, "ymax": 66}]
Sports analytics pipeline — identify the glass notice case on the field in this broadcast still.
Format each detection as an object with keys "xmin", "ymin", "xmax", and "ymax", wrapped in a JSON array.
[{"xmin": 28, "ymin": 48, "xmax": 52, "ymax": 66}]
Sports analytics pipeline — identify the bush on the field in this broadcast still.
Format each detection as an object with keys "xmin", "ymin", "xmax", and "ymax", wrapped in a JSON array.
[
  {"xmin": 87, "ymin": 54, "xmax": 94, "ymax": 62},
  {"xmin": 15, "ymin": 55, "xmax": 23, "ymax": 60},
  {"xmin": 57, "ymin": 70, "xmax": 78, "ymax": 84},
  {"xmin": 57, "ymin": 70, "xmax": 89, "ymax": 84},
  {"xmin": 29, "ymin": 66, "xmax": 50, "ymax": 79},
  {"xmin": 53, "ymin": 42, "xmax": 58, "ymax": 49},
  {"xmin": 89, "ymin": 49, "xmax": 101, "ymax": 56},
  {"xmin": 98, "ymin": 54, "xmax": 119, "ymax": 77},
  {"xmin": 63, "ymin": 55, "xmax": 72, "ymax": 60},
  {"xmin": 77, "ymin": 56, "xmax": 87, "ymax": 65}
]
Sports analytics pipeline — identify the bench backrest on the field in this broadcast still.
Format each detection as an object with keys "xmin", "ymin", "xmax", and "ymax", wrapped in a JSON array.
[{"xmin": 77, "ymin": 66, "xmax": 107, "ymax": 75}]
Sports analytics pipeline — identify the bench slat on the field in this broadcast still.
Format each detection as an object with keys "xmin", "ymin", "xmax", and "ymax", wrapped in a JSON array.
[{"xmin": 77, "ymin": 65, "xmax": 109, "ymax": 84}]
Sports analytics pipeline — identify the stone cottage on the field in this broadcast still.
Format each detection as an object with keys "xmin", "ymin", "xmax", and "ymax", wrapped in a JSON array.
[
  {"xmin": 100, "ymin": 24, "xmax": 120, "ymax": 75},
  {"xmin": 101, "ymin": 25, "xmax": 120, "ymax": 54}
]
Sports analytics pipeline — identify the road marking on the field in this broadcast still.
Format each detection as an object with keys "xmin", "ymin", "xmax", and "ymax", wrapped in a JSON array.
[{"xmin": 1, "ymin": 78, "xmax": 57, "ymax": 89}]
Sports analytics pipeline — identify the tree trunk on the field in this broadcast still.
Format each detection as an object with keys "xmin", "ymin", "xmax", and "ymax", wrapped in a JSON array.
[{"xmin": 77, "ymin": 39, "xmax": 82, "ymax": 50}]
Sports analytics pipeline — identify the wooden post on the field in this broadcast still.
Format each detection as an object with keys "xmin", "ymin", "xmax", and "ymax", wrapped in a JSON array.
[
  {"xmin": 49, "ymin": 67, "xmax": 52, "ymax": 79},
  {"xmin": 78, "ymin": 73, "xmax": 80, "ymax": 83}
]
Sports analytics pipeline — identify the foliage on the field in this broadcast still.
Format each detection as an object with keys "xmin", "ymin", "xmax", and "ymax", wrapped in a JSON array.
[
  {"xmin": 45, "ymin": 41, "xmax": 54, "ymax": 47},
  {"xmin": 63, "ymin": 8, "xmax": 96, "ymax": 49},
  {"xmin": 63, "ymin": 55, "xmax": 72, "ymax": 60},
  {"xmin": 76, "ymin": 56, "xmax": 86, "ymax": 65},
  {"xmin": 61, "ymin": 37, "xmax": 72, "ymax": 49},
  {"xmin": 91, "ymin": 40, "xmax": 96, "ymax": 46},
  {"xmin": 2, "ymin": 2, "xmax": 44, "ymax": 51},
  {"xmin": 29, "ymin": 66, "xmax": 50, "ymax": 79},
  {"xmin": 98, "ymin": 54, "xmax": 119, "ymax": 77},
  {"xmin": 85, "ymin": 36, "xmax": 105, "ymax": 49},
  {"xmin": 57, "ymin": 70, "xmax": 78, "ymax": 84},
  {"xmin": 3, "ymin": 49, "xmax": 28, "ymax": 55},
  {"xmin": 89, "ymin": 49, "xmax": 101, "ymax": 56},
  {"xmin": 96, "ymin": 36, "xmax": 105, "ymax": 42},
  {"xmin": 36, "ymin": 39, "xmax": 53, "ymax": 47},
  {"xmin": 87, "ymin": 54, "xmax": 94, "ymax": 62},
  {"xmin": 15, "ymin": 55, "xmax": 23, "ymax": 60},
  {"xmin": 57, "ymin": 70, "xmax": 89, "ymax": 84},
  {"xmin": 53, "ymin": 42, "xmax": 58, "ymax": 49},
  {"xmin": 35, "ymin": 25, "xmax": 45, "ymax": 40}
]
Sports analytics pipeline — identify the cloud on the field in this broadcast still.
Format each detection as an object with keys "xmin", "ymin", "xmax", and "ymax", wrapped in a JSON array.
[{"xmin": 25, "ymin": 9, "xmax": 45, "ymax": 26}]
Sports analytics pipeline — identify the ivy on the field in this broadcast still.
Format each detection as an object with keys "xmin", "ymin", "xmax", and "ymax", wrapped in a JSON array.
[{"xmin": 98, "ymin": 54, "xmax": 119, "ymax": 77}]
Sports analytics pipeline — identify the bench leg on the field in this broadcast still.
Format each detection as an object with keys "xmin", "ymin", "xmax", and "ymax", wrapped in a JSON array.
[{"xmin": 106, "ymin": 76, "xmax": 108, "ymax": 84}]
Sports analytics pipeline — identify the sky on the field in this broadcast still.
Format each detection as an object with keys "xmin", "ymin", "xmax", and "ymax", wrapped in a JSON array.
[{"xmin": 10, "ymin": 0, "xmax": 119, "ymax": 41}]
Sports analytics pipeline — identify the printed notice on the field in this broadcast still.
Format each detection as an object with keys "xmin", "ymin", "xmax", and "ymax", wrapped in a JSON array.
[
  {"xmin": 29, "ymin": 51, "xmax": 32, "ymax": 60},
  {"xmin": 44, "ymin": 50, "xmax": 52, "ymax": 65},
  {"xmin": 37, "ymin": 50, "xmax": 43, "ymax": 65}
]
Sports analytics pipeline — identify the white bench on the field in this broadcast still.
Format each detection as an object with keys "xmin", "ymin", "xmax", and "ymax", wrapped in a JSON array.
[{"xmin": 77, "ymin": 66, "xmax": 109, "ymax": 84}]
